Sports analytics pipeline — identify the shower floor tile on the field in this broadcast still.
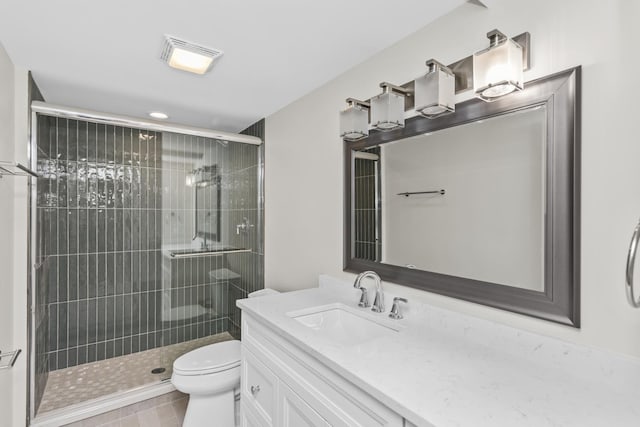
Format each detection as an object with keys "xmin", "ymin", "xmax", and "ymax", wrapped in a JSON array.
[{"xmin": 38, "ymin": 332, "xmax": 234, "ymax": 415}]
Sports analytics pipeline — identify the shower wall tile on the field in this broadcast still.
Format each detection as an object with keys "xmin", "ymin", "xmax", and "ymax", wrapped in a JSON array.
[
  {"xmin": 77, "ymin": 347, "xmax": 87, "ymax": 366},
  {"xmin": 226, "ymin": 119, "xmax": 266, "ymax": 339},
  {"xmin": 34, "ymin": 259, "xmax": 50, "ymax": 415},
  {"xmin": 57, "ymin": 350, "xmax": 67, "ymax": 370},
  {"xmin": 31, "ymin": 74, "xmax": 49, "ymax": 416},
  {"xmin": 36, "ymin": 115, "xmax": 265, "ymax": 375},
  {"xmin": 37, "ymin": 118, "xmax": 165, "ymax": 371}
]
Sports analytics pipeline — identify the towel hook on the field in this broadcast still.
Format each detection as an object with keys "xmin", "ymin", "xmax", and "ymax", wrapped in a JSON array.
[{"xmin": 0, "ymin": 349, "xmax": 21, "ymax": 370}]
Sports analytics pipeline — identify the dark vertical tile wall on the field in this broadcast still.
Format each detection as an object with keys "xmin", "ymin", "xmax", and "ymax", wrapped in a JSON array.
[
  {"xmin": 227, "ymin": 119, "xmax": 265, "ymax": 338},
  {"xmin": 34, "ymin": 114, "xmax": 265, "ymax": 380},
  {"xmin": 354, "ymin": 147, "xmax": 380, "ymax": 262},
  {"xmin": 30, "ymin": 74, "xmax": 49, "ymax": 417},
  {"xmin": 36, "ymin": 118, "xmax": 164, "ymax": 372}
]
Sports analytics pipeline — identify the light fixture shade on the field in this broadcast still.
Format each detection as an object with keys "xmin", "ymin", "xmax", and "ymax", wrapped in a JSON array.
[
  {"xmin": 168, "ymin": 48, "xmax": 214, "ymax": 74},
  {"xmin": 414, "ymin": 61, "xmax": 455, "ymax": 118},
  {"xmin": 161, "ymin": 35, "xmax": 223, "ymax": 75},
  {"xmin": 370, "ymin": 91, "xmax": 405, "ymax": 131},
  {"xmin": 340, "ymin": 104, "xmax": 369, "ymax": 140},
  {"xmin": 473, "ymin": 37, "xmax": 524, "ymax": 101}
]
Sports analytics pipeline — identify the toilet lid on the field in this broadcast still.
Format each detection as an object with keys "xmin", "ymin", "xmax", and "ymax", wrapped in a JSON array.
[{"xmin": 173, "ymin": 340, "xmax": 241, "ymax": 376}]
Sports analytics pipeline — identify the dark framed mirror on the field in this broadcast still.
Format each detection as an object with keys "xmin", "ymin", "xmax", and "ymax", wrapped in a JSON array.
[{"xmin": 344, "ymin": 67, "xmax": 580, "ymax": 326}]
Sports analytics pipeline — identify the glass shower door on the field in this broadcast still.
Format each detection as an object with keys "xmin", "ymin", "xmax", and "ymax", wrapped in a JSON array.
[{"xmin": 157, "ymin": 132, "xmax": 262, "ymax": 380}]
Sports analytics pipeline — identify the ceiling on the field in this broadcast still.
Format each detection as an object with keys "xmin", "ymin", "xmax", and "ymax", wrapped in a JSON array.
[{"xmin": 0, "ymin": 0, "xmax": 469, "ymax": 132}]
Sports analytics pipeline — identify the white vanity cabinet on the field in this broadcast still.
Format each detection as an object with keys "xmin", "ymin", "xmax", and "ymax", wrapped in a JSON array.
[
  {"xmin": 237, "ymin": 281, "xmax": 640, "ymax": 427},
  {"xmin": 240, "ymin": 313, "xmax": 406, "ymax": 427}
]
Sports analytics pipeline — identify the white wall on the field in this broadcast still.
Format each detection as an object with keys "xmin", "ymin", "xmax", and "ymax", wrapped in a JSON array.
[
  {"xmin": 265, "ymin": 0, "xmax": 640, "ymax": 358},
  {"xmin": 0, "ymin": 42, "xmax": 29, "ymax": 426},
  {"xmin": 0, "ymin": 40, "xmax": 17, "ymax": 425},
  {"xmin": 382, "ymin": 107, "xmax": 545, "ymax": 290}
]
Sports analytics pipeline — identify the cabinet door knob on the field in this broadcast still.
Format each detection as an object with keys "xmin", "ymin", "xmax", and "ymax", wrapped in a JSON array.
[{"xmin": 250, "ymin": 385, "xmax": 261, "ymax": 395}]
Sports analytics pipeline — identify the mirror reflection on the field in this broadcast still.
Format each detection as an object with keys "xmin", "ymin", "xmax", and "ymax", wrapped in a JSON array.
[
  {"xmin": 192, "ymin": 165, "xmax": 221, "ymax": 245},
  {"xmin": 353, "ymin": 105, "xmax": 547, "ymax": 291}
]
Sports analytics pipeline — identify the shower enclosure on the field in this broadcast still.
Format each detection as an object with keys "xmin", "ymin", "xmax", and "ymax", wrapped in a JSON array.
[{"xmin": 28, "ymin": 104, "xmax": 264, "ymax": 421}]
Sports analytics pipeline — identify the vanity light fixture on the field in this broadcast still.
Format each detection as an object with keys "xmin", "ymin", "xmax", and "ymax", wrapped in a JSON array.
[
  {"xmin": 370, "ymin": 83, "xmax": 410, "ymax": 131},
  {"xmin": 339, "ymin": 29, "xmax": 531, "ymax": 140},
  {"xmin": 339, "ymin": 98, "xmax": 370, "ymax": 141},
  {"xmin": 414, "ymin": 59, "xmax": 455, "ymax": 118},
  {"xmin": 161, "ymin": 35, "xmax": 223, "ymax": 75},
  {"xmin": 473, "ymin": 29, "xmax": 525, "ymax": 101}
]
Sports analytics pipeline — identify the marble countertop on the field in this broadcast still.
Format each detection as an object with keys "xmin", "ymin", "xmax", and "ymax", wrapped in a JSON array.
[{"xmin": 237, "ymin": 275, "xmax": 640, "ymax": 427}]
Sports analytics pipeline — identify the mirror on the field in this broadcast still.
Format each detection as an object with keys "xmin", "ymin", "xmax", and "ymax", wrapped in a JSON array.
[
  {"xmin": 344, "ymin": 67, "xmax": 580, "ymax": 326},
  {"xmin": 358, "ymin": 106, "xmax": 546, "ymax": 290},
  {"xmin": 193, "ymin": 165, "xmax": 221, "ymax": 242}
]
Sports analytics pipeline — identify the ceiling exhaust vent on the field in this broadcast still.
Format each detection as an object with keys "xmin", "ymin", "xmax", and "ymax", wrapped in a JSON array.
[{"xmin": 161, "ymin": 35, "xmax": 223, "ymax": 75}]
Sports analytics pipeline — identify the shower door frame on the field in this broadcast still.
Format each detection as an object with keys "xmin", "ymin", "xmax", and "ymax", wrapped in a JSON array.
[{"xmin": 27, "ymin": 102, "xmax": 262, "ymax": 422}]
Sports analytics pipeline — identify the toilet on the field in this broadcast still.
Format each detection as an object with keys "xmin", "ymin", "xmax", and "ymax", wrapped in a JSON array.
[{"xmin": 171, "ymin": 288, "xmax": 279, "ymax": 427}]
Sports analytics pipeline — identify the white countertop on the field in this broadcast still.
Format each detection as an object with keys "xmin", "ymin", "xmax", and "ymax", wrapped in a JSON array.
[{"xmin": 237, "ymin": 275, "xmax": 640, "ymax": 427}]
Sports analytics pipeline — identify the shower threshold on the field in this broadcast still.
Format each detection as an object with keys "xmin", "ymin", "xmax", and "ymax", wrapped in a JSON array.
[{"xmin": 36, "ymin": 332, "xmax": 234, "ymax": 418}]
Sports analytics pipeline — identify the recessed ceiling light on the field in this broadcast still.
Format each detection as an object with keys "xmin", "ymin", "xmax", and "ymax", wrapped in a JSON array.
[
  {"xmin": 161, "ymin": 35, "xmax": 223, "ymax": 75},
  {"xmin": 149, "ymin": 112, "xmax": 168, "ymax": 120}
]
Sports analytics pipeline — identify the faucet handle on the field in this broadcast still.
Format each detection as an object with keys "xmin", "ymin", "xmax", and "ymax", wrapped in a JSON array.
[
  {"xmin": 388, "ymin": 297, "xmax": 408, "ymax": 319},
  {"xmin": 357, "ymin": 287, "xmax": 370, "ymax": 308},
  {"xmin": 372, "ymin": 290, "xmax": 385, "ymax": 313}
]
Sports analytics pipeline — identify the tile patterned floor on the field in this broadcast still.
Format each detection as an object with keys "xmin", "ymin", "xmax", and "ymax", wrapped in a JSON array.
[
  {"xmin": 63, "ymin": 390, "xmax": 188, "ymax": 427},
  {"xmin": 62, "ymin": 390, "xmax": 241, "ymax": 427},
  {"xmin": 39, "ymin": 332, "xmax": 234, "ymax": 414}
]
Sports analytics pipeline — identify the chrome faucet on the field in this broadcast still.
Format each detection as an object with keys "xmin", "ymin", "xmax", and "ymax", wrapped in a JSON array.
[
  {"xmin": 236, "ymin": 217, "xmax": 254, "ymax": 235},
  {"xmin": 353, "ymin": 271, "xmax": 385, "ymax": 313},
  {"xmin": 353, "ymin": 272, "xmax": 371, "ymax": 308}
]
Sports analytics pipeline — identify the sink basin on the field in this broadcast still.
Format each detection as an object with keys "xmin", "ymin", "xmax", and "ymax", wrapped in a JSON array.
[{"xmin": 288, "ymin": 303, "xmax": 399, "ymax": 346}]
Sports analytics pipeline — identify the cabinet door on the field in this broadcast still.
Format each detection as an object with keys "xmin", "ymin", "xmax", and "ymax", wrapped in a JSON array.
[
  {"xmin": 242, "ymin": 348, "xmax": 278, "ymax": 426},
  {"xmin": 243, "ymin": 315, "xmax": 404, "ymax": 427},
  {"xmin": 281, "ymin": 383, "xmax": 330, "ymax": 427},
  {"xmin": 240, "ymin": 404, "xmax": 263, "ymax": 427}
]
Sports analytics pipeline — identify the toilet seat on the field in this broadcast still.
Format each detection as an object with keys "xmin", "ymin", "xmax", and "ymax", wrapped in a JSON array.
[{"xmin": 173, "ymin": 340, "xmax": 241, "ymax": 376}]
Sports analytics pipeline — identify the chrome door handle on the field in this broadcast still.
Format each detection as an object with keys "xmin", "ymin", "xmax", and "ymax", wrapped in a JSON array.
[
  {"xmin": 250, "ymin": 385, "xmax": 261, "ymax": 395},
  {"xmin": 626, "ymin": 219, "xmax": 640, "ymax": 308}
]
